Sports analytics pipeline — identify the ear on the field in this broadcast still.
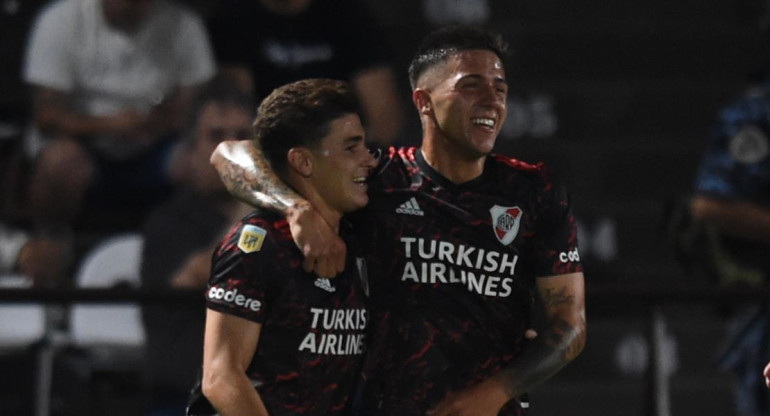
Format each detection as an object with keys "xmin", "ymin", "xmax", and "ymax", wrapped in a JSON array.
[
  {"xmin": 413, "ymin": 89, "xmax": 432, "ymax": 115},
  {"xmin": 287, "ymin": 148, "xmax": 313, "ymax": 177}
]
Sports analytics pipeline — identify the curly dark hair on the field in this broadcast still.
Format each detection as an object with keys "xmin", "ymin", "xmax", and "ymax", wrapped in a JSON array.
[{"xmin": 254, "ymin": 78, "xmax": 361, "ymax": 173}]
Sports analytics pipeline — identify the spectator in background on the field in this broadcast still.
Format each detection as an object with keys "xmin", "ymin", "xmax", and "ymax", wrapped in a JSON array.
[
  {"xmin": 206, "ymin": 0, "xmax": 405, "ymax": 146},
  {"xmin": 689, "ymin": 78, "xmax": 770, "ymax": 416},
  {"xmin": 23, "ymin": 0, "xmax": 216, "ymax": 237},
  {"xmin": 140, "ymin": 78, "xmax": 254, "ymax": 416}
]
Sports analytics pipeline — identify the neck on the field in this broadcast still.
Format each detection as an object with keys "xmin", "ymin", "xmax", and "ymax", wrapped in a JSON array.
[
  {"xmin": 285, "ymin": 177, "xmax": 342, "ymax": 234},
  {"xmin": 421, "ymin": 129, "xmax": 486, "ymax": 185}
]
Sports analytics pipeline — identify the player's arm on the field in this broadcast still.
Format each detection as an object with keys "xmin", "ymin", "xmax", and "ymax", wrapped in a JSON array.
[
  {"xmin": 506, "ymin": 272, "xmax": 586, "ymax": 391},
  {"xmin": 210, "ymin": 140, "xmax": 346, "ymax": 277},
  {"xmin": 691, "ymin": 195, "xmax": 770, "ymax": 242},
  {"xmin": 429, "ymin": 272, "xmax": 586, "ymax": 416},
  {"xmin": 210, "ymin": 139, "xmax": 306, "ymax": 214},
  {"xmin": 202, "ymin": 309, "xmax": 270, "ymax": 416}
]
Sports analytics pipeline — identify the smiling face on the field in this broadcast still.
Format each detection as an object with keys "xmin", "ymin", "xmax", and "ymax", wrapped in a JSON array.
[
  {"xmin": 418, "ymin": 49, "xmax": 508, "ymax": 160},
  {"xmin": 307, "ymin": 113, "xmax": 376, "ymax": 214}
]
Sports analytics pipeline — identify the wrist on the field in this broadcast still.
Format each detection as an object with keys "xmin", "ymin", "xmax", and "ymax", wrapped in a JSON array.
[{"xmin": 286, "ymin": 200, "xmax": 314, "ymax": 222}]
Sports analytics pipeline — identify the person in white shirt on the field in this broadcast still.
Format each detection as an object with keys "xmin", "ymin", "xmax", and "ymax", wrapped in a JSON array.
[{"xmin": 23, "ymin": 0, "xmax": 216, "ymax": 233}]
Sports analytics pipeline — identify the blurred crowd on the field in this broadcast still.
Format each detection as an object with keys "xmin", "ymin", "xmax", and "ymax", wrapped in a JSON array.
[{"xmin": 0, "ymin": 0, "xmax": 408, "ymax": 287}]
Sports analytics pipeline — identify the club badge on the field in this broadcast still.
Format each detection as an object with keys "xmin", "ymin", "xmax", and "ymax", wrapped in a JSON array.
[
  {"xmin": 490, "ymin": 205, "xmax": 523, "ymax": 246},
  {"xmin": 238, "ymin": 224, "xmax": 266, "ymax": 253}
]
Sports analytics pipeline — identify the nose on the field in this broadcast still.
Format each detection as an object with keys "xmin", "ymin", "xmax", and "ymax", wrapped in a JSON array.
[
  {"xmin": 479, "ymin": 88, "xmax": 506, "ymax": 124},
  {"xmin": 364, "ymin": 147, "xmax": 380, "ymax": 169},
  {"xmin": 482, "ymin": 83, "xmax": 505, "ymax": 105},
  {"xmin": 368, "ymin": 147, "xmax": 382, "ymax": 162}
]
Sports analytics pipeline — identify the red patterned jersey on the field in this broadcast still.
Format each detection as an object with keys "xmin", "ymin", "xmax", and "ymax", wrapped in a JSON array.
[
  {"xmin": 352, "ymin": 147, "xmax": 582, "ymax": 416},
  {"xmin": 199, "ymin": 210, "xmax": 368, "ymax": 416}
]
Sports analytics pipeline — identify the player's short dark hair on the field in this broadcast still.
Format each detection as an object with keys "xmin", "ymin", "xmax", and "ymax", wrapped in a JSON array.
[
  {"xmin": 407, "ymin": 25, "xmax": 509, "ymax": 89},
  {"xmin": 254, "ymin": 78, "xmax": 361, "ymax": 173}
]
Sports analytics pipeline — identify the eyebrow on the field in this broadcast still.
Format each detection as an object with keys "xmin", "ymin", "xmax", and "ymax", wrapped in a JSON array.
[
  {"xmin": 458, "ymin": 74, "xmax": 508, "ymax": 85},
  {"xmin": 343, "ymin": 135, "xmax": 365, "ymax": 145}
]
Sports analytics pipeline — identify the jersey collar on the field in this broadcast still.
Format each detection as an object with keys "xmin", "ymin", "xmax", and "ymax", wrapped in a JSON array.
[{"xmin": 415, "ymin": 149, "xmax": 492, "ymax": 193}]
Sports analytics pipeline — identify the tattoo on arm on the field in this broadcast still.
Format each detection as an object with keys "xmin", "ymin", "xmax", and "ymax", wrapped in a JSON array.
[
  {"xmin": 541, "ymin": 286, "xmax": 574, "ymax": 308},
  {"xmin": 216, "ymin": 141, "xmax": 306, "ymax": 215},
  {"xmin": 496, "ymin": 284, "xmax": 586, "ymax": 399}
]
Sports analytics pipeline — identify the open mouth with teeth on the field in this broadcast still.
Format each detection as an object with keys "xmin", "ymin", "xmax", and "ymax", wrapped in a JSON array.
[
  {"xmin": 471, "ymin": 117, "xmax": 495, "ymax": 128},
  {"xmin": 353, "ymin": 176, "xmax": 368, "ymax": 186}
]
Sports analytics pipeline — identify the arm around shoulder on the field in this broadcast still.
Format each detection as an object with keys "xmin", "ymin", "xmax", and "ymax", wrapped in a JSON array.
[
  {"xmin": 210, "ymin": 140, "xmax": 302, "ymax": 213},
  {"xmin": 210, "ymin": 140, "xmax": 347, "ymax": 278},
  {"xmin": 690, "ymin": 195, "xmax": 770, "ymax": 242}
]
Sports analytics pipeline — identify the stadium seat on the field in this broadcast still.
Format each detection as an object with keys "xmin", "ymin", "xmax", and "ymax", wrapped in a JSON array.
[
  {"xmin": 0, "ymin": 275, "xmax": 46, "ymax": 349},
  {"xmin": 69, "ymin": 233, "xmax": 145, "ymax": 365}
]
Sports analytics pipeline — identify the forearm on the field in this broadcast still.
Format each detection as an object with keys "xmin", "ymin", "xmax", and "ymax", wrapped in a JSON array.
[
  {"xmin": 36, "ymin": 105, "xmax": 117, "ymax": 138},
  {"xmin": 691, "ymin": 196, "xmax": 770, "ymax": 242},
  {"xmin": 498, "ymin": 273, "xmax": 586, "ymax": 399},
  {"xmin": 211, "ymin": 140, "xmax": 309, "ymax": 215},
  {"xmin": 494, "ymin": 318, "xmax": 585, "ymax": 398},
  {"xmin": 426, "ymin": 306, "xmax": 586, "ymax": 416},
  {"xmin": 211, "ymin": 140, "xmax": 347, "ymax": 277},
  {"xmin": 205, "ymin": 372, "xmax": 268, "ymax": 416},
  {"xmin": 33, "ymin": 87, "xmax": 125, "ymax": 138}
]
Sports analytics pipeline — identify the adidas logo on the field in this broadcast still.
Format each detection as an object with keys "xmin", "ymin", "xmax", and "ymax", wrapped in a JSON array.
[
  {"xmin": 396, "ymin": 197, "xmax": 424, "ymax": 216},
  {"xmin": 314, "ymin": 278, "xmax": 336, "ymax": 293}
]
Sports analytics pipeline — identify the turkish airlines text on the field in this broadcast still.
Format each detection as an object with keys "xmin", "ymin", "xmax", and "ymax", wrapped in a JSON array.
[{"xmin": 400, "ymin": 237, "xmax": 518, "ymax": 298}]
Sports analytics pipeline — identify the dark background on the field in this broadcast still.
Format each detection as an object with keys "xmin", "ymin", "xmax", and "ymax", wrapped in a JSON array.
[{"xmin": 3, "ymin": 0, "xmax": 769, "ymax": 414}]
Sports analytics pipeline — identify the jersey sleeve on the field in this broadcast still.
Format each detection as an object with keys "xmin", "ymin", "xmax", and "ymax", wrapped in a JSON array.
[
  {"xmin": 206, "ymin": 216, "xmax": 280, "ymax": 323},
  {"xmin": 530, "ymin": 170, "xmax": 583, "ymax": 278}
]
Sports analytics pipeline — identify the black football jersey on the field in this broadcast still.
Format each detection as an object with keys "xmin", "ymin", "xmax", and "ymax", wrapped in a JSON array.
[
  {"xmin": 355, "ymin": 147, "xmax": 582, "ymax": 416},
  {"xmin": 203, "ymin": 210, "xmax": 369, "ymax": 416}
]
